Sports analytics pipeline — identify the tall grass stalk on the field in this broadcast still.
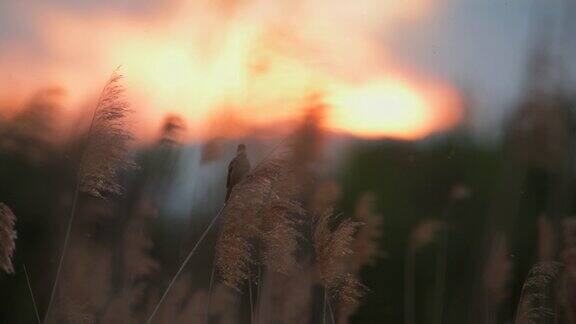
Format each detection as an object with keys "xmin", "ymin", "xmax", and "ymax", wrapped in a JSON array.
[
  {"xmin": 44, "ymin": 69, "xmax": 133, "ymax": 323},
  {"xmin": 323, "ymin": 289, "xmax": 328, "ymax": 324},
  {"xmin": 327, "ymin": 294, "xmax": 336, "ymax": 324},
  {"xmin": 43, "ymin": 185, "xmax": 79, "ymax": 324},
  {"xmin": 204, "ymin": 266, "xmax": 217, "ymax": 324},
  {"xmin": 145, "ymin": 205, "xmax": 224, "ymax": 324},
  {"xmin": 23, "ymin": 264, "xmax": 41, "ymax": 324},
  {"xmin": 249, "ymin": 278, "xmax": 255, "ymax": 324}
]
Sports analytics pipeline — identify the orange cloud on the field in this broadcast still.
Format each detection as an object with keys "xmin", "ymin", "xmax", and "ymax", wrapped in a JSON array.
[{"xmin": 0, "ymin": 0, "xmax": 459, "ymax": 141}]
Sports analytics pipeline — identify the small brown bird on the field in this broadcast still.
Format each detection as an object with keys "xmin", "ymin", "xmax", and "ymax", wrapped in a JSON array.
[{"xmin": 225, "ymin": 144, "xmax": 251, "ymax": 201}]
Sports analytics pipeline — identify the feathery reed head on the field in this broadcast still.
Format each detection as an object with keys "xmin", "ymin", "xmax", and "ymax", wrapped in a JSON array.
[
  {"xmin": 0, "ymin": 87, "xmax": 62, "ymax": 162},
  {"xmin": 537, "ymin": 214, "xmax": 556, "ymax": 261},
  {"xmin": 261, "ymin": 197, "xmax": 305, "ymax": 274},
  {"xmin": 313, "ymin": 209, "xmax": 362, "ymax": 289},
  {"xmin": 0, "ymin": 203, "xmax": 16, "ymax": 274},
  {"xmin": 561, "ymin": 217, "xmax": 576, "ymax": 280},
  {"xmin": 562, "ymin": 217, "xmax": 576, "ymax": 248},
  {"xmin": 336, "ymin": 273, "xmax": 366, "ymax": 309},
  {"xmin": 290, "ymin": 96, "xmax": 325, "ymax": 168},
  {"xmin": 352, "ymin": 192, "xmax": 383, "ymax": 272},
  {"xmin": 78, "ymin": 69, "xmax": 136, "ymax": 198},
  {"xmin": 159, "ymin": 114, "xmax": 185, "ymax": 145},
  {"xmin": 408, "ymin": 219, "xmax": 445, "ymax": 251},
  {"xmin": 9, "ymin": 87, "xmax": 62, "ymax": 140},
  {"xmin": 515, "ymin": 262, "xmax": 564, "ymax": 324},
  {"xmin": 483, "ymin": 234, "xmax": 512, "ymax": 304},
  {"xmin": 216, "ymin": 149, "xmax": 307, "ymax": 289},
  {"xmin": 216, "ymin": 154, "xmax": 290, "ymax": 289}
]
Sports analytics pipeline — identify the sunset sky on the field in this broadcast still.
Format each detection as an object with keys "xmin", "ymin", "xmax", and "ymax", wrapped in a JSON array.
[{"xmin": 0, "ymin": 0, "xmax": 573, "ymax": 141}]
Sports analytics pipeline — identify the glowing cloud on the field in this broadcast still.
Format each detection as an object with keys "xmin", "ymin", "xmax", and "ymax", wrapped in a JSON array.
[{"xmin": 0, "ymin": 0, "xmax": 459, "ymax": 141}]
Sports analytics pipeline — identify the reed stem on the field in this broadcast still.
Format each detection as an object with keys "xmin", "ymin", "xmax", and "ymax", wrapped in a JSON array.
[
  {"xmin": 145, "ymin": 205, "xmax": 224, "ymax": 324},
  {"xmin": 23, "ymin": 264, "xmax": 41, "ymax": 324},
  {"xmin": 43, "ymin": 184, "xmax": 79, "ymax": 324},
  {"xmin": 249, "ymin": 278, "xmax": 255, "ymax": 324}
]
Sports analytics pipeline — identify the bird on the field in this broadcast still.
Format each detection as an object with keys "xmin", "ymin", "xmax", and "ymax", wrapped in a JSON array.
[{"xmin": 225, "ymin": 144, "xmax": 251, "ymax": 201}]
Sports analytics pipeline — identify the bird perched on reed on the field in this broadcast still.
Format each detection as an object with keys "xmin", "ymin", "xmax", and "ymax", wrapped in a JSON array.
[{"xmin": 225, "ymin": 144, "xmax": 251, "ymax": 201}]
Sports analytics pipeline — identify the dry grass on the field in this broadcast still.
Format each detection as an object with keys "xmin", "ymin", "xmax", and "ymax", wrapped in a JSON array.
[
  {"xmin": 44, "ymin": 69, "xmax": 137, "ymax": 324},
  {"xmin": 515, "ymin": 262, "xmax": 564, "ymax": 324},
  {"xmin": 483, "ymin": 233, "xmax": 513, "ymax": 305},
  {"xmin": 261, "ymin": 197, "xmax": 305, "ymax": 275},
  {"xmin": 78, "ymin": 69, "xmax": 136, "ymax": 198},
  {"xmin": 351, "ymin": 192, "xmax": 383, "ymax": 273},
  {"xmin": 313, "ymin": 208, "xmax": 363, "ymax": 303},
  {"xmin": 215, "ymin": 153, "xmax": 299, "ymax": 289},
  {"xmin": 0, "ymin": 82, "xmax": 386, "ymax": 324},
  {"xmin": 0, "ymin": 203, "xmax": 16, "ymax": 274}
]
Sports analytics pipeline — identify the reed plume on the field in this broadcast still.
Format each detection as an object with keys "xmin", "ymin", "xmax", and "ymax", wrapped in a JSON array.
[
  {"xmin": 313, "ymin": 209, "xmax": 363, "ymax": 303},
  {"xmin": 335, "ymin": 273, "xmax": 365, "ymax": 311},
  {"xmin": 482, "ymin": 233, "xmax": 513, "ymax": 324},
  {"xmin": 0, "ymin": 87, "xmax": 62, "ymax": 162},
  {"xmin": 314, "ymin": 209, "xmax": 361, "ymax": 288},
  {"xmin": 215, "ymin": 153, "xmax": 297, "ymax": 289},
  {"xmin": 290, "ymin": 97, "xmax": 325, "ymax": 169},
  {"xmin": 408, "ymin": 219, "xmax": 445, "ymax": 251},
  {"xmin": 338, "ymin": 193, "xmax": 383, "ymax": 323},
  {"xmin": 514, "ymin": 262, "xmax": 564, "ymax": 324},
  {"xmin": 538, "ymin": 215, "xmax": 556, "ymax": 261},
  {"xmin": 0, "ymin": 203, "xmax": 16, "ymax": 274},
  {"xmin": 261, "ymin": 196, "xmax": 305, "ymax": 275},
  {"xmin": 563, "ymin": 217, "xmax": 576, "ymax": 248},
  {"xmin": 483, "ymin": 234, "xmax": 513, "ymax": 304},
  {"xmin": 78, "ymin": 70, "xmax": 135, "ymax": 198},
  {"xmin": 560, "ymin": 217, "xmax": 576, "ymax": 322},
  {"xmin": 158, "ymin": 114, "xmax": 185, "ymax": 146},
  {"xmin": 405, "ymin": 219, "xmax": 445, "ymax": 324},
  {"xmin": 351, "ymin": 192, "xmax": 382, "ymax": 273},
  {"xmin": 45, "ymin": 69, "xmax": 135, "ymax": 323}
]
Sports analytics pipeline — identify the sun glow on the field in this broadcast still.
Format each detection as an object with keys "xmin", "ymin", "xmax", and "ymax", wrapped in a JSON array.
[
  {"xmin": 0, "ymin": 0, "xmax": 460, "ymax": 141},
  {"xmin": 327, "ymin": 79, "xmax": 459, "ymax": 139}
]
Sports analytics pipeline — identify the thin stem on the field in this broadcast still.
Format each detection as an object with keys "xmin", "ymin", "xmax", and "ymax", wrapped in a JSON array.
[
  {"xmin": 145, "ymin": 205, "xmax": 224, "ymax": 324},
  {"xmin": 327, "ymin": 295, "xmax": 336, "ymax": 324},
  {"xmin": 255, "ymin": 266, "xmax": 263, "ymax": 324},
  {"xmin": 204, "ymin": 263, "xmax": 216, "ymax": 324},
  {"xmin": 44, "ymin": 69, "xmax": 122, "ymax": 324},
  {"xmin": 249, "ymin": 278, "xmax": 255, "ymax": 324},
  {"xmin": 147, "ymin": 136, "xmax": 289, "ymax": 324},
  {"xmin": 323, "ymin": 289, "xmax": 327, "ymax": 324},
  {"xmin": 23, "ymin": 264, "xmax": 41, "ymax": 324},
  {"xmin": 204, "ymin": 206, "xmax": 226, "ymax": 324},
  {"xmin": 43, "ymin": 184, "xmax": 80, "ymax": 324}
]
